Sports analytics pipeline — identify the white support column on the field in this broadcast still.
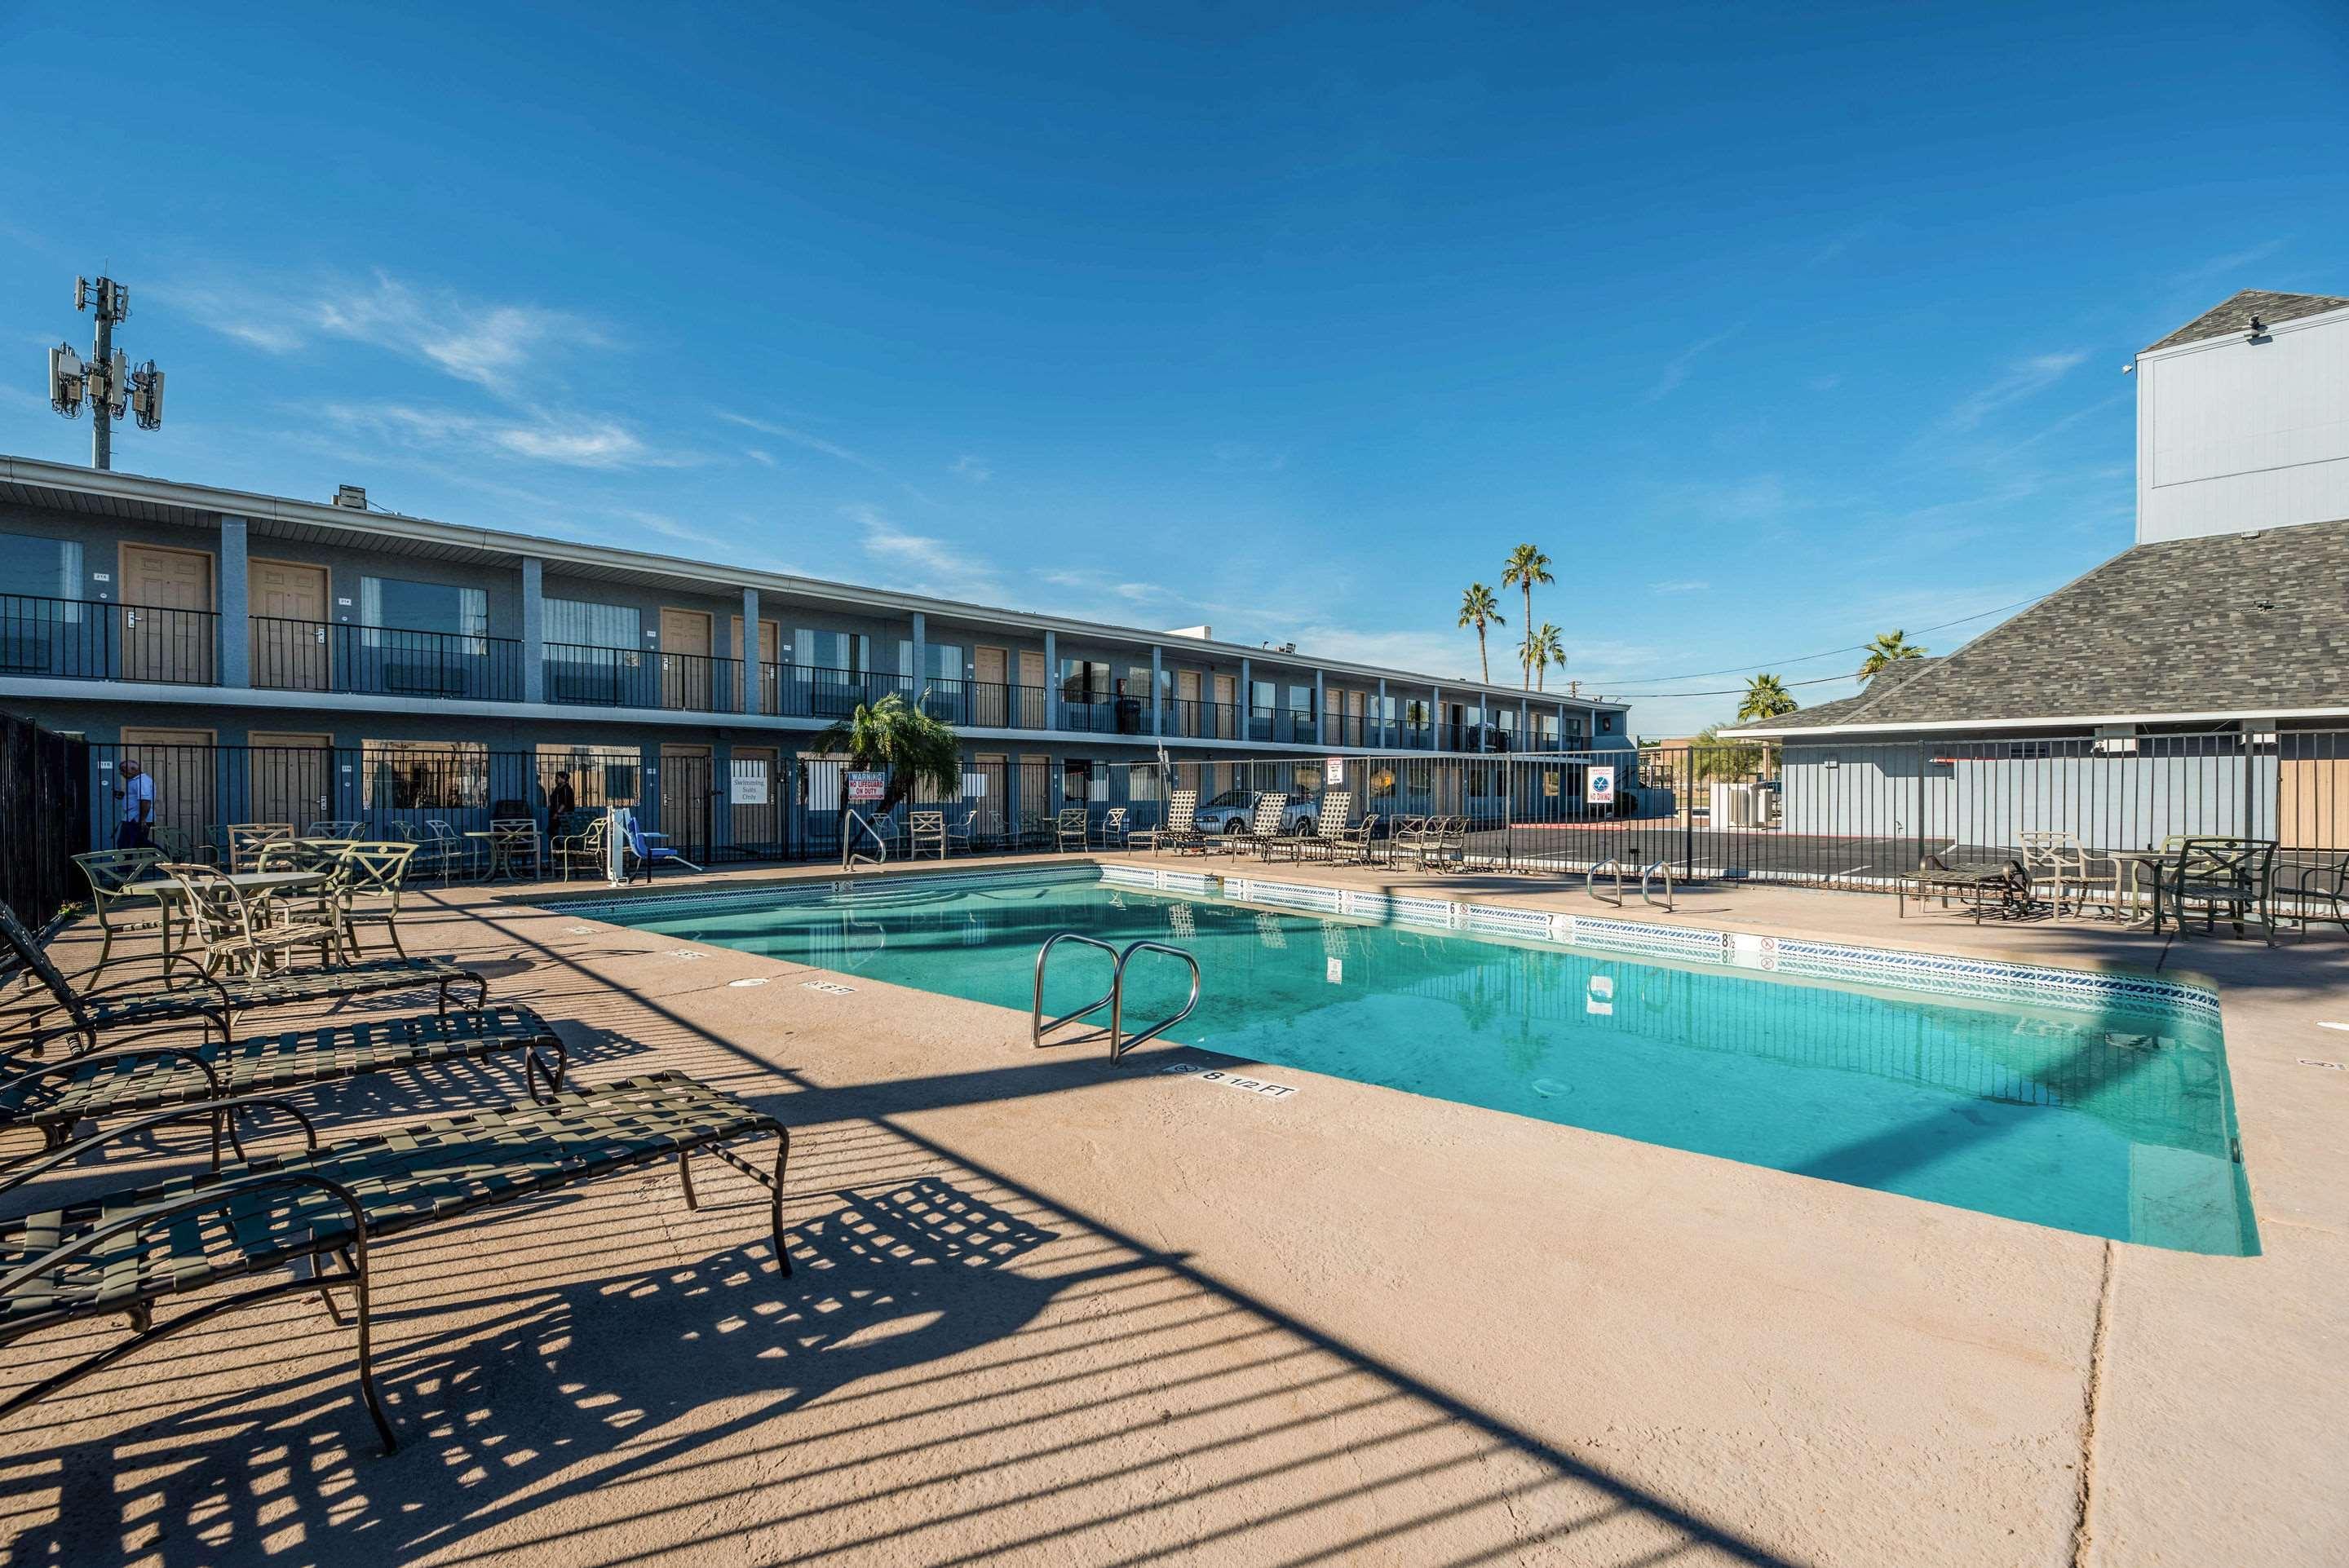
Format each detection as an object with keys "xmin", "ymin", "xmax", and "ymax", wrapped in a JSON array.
[
  {"xmin": 217, "ymin": 515, "xmax": 249, "ymax": 688},
  {"xmin": 740, "ymin": 586, "xmax": 759, "ymax": 713},
  {"xmin": 520, "ymin": 557, "xmax": 546, "ymax": 704}
]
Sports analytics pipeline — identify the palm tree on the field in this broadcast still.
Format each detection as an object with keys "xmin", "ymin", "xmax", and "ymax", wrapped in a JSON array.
[
  {"xmin": 1499, "ymin": 544, "xmax": 1553, "ymax": 687},
  {"xmin": 1457, "ymin": 584, "xmax": 1504, "ymax": 684},
  {"xmin": 808, "ymin": 692, "xmax": 963, "ymax": 853},
  {"xmin": 1858, "ymin": 629, "xmax": 1927, "ymax": 682},
  {"xmin": 1737, "ymin": 673, "xmax": 1797, "ymax": 721},
  {"xmin": 1527, "ymin": 622, "xmax": 1566, "ymax": 692}
]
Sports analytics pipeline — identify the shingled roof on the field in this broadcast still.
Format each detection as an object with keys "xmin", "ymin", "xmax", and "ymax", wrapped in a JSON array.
[
  {"xmin": 1723, "ymin": 519, "xmax": 2349, "ymax": 736},
  {"xmin": 2142, "ymin": 289, "xmax": 2349, "ymax": 353}
]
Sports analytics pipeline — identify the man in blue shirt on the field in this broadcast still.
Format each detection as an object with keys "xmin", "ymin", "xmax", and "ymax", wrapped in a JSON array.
[{"xmin": 115, "ymin": 758, "xmax": 154, "ymax": 850}]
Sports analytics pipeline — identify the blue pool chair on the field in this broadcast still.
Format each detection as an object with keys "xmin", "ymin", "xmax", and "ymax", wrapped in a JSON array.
[{"xmin": 621, "ymin": 811, "xmax": 704, "ymax": 882}]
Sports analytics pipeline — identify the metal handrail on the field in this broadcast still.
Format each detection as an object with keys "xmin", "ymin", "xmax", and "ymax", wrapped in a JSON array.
[
  {"xmin": 1032, "ymin": 933, "xmax": 1201, "ymax": 1061},
  {"xmin": 1109, "ymin": 941, "xmax": 1201, "ymax": 1062},
  {"xmin": 1033, "ymin": 932, "xmax": 1121, "ymax": 1046},
  {"xmin": 1639, "ymin": 859, "xmax": 1675, "ymax": 912},
  {"xmin": 1585, "ymin": 856, "xmax": 1624, "ymax": 906},
  {"xmin": 843, "ymin": 809, "xmax": 889, "ymax": 873}
]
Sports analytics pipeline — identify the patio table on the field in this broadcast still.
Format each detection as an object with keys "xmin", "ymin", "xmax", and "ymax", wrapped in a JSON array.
[
  {"xmin": 2099, "ymin": 849, "xmax": 2170, "ymax": 925},
  {"xmin": 146, "ymin": 869, "xmax": 329, "ymax": 970},
  {"xmin": 466, "ymin": 829, "xmax": 541, "ymax": 884}
]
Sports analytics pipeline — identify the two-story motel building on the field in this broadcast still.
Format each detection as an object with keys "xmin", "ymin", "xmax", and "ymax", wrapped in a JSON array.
[{"xmin": 0, "ymin": 454, "xmax": 1633, "ymax": 860}]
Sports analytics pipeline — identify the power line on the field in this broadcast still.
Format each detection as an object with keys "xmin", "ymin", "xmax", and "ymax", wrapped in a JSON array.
[{"xmin": 1587, "ymin": 590, "xmax": 2050, "ymax": 697}]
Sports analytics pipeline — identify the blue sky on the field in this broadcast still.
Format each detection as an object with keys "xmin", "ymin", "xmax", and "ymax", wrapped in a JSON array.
[{"xmin": 3, "ymin": 2, "xmax": 2344, "ymax": 735}]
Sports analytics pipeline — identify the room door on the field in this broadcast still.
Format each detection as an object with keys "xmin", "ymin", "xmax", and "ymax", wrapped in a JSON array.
[
  {"xmin": 730, "ymin": 744, "xmax": 781, "ymax": 855},
  {"xmin": 1213, "ymin": 674, "xmax": 1236, "ymax": 739},
  {"xmin": 248, "ymin": 730, "xmax": 335, "ymax": 828},
  {"xmin": 117, "ymin": 726, "xmax": 218, "ymax": 856},
  {"xmin": 1016, "ymin": 650, "xmax": 1046, "ymax": 728},
  {"xmin": 974, "ymin": 646, "xmax": 1009, "ymax": 727},
  {"xmin": 1175, "ymin": 670, "xmax": 1201, "ymax": 736},
  {"xmin": 660, "ymin": 608, "xmax": 714, "ymax": 709},
  {"xmin": 658, "ymin": 743, "xmax": 714, "ymax": 858},
  {"xmin": 119, "ymin": 545, "xmax": 215, "ymax": 684},
  {"xmin": 250, "ymin": 560, "xmax": 330, "ymax": 691},
  {"xmin": 729, "ymin": 615, "xmax": 781, "ymax": 713}
]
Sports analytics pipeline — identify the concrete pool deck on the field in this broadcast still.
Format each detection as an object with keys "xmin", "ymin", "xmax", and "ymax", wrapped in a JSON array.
[{"xmin": 2, "ymin": 851, "xmax": 2342, "ymax": 1566}]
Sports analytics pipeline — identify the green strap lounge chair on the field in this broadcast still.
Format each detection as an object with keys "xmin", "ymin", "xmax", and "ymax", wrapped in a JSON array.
[
  {"xmin": 0, "ymin": 1003, "xmax": 566, "ymax": 1163},
  {"xmin": 0, "ymin": 1071, "xmax": 790, "ymax": 1454},
  {"xmin": 0, "ymin": 903, "xmax": 490, "ymax": 1058}
]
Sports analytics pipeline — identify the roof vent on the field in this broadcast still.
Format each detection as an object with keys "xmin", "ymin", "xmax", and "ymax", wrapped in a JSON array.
[{"xmin": 333, "ymin": 484, "xmax": 368, "ymax": 510}]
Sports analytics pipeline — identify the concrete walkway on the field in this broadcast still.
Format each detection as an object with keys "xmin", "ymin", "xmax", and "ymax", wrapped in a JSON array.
[{"xmin": 2, "ymin": 854, "xmax": 2342, "ymax": 1566}]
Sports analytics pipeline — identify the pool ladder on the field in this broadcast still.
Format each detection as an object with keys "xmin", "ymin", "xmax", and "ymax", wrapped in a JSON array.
[
  {"xmin": 843, "ymin": 810, "xmax": 889, "ymax": 874},
  {"xmin": 1586, "ymin": 855, "xmax": 1675, "ymax": 912},
  {"xmin": 1032, "ymin": 933, "xmax": 1201, "ymax": 1062}
]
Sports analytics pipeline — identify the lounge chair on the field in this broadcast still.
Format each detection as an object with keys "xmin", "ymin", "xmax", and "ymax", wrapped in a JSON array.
[
  {"xmin": 0, "ymin": 1071, "xmax": 790, "ymax": 1454},
  {"xmin": 1054, "ymin": 807, "xmax": 1090, "ymax": 853},
  {"xmin": 0, "ymin": 903, "xmax": 491, "ymax": 1055},
  {"xmin": 622, "ymin": 811, "xmax": 703, "ymax": 881},
  {"xmin": 908, "ymin": 810, "xmax": 948, "ymax": 859},
  {"xmin": 69, "ymin": 849, "xmax": 167, "ymax": 979},
  {"xmin": 0, "ymin": 1002, "xmax": 565, "ymax": 1160},
  {"xmin": 1210, "ymin": 794, "xmax": 1286, "ymax": 858},
  {"xmin": 1129, "ymin": 790, "xmax": 1201, "ymax": 855},
  {"xmin": 1898, "ymin": 850, "xmax": 2028, "ymax": 921},
  {"xmin": 1263, "ymin": 793, "xmax": 1351, "ymax": 862}
]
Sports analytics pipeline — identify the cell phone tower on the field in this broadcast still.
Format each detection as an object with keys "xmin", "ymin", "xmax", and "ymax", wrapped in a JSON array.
[{"xmin": 46, "ymin": 276, "xmax": 166, "ymax": 470}]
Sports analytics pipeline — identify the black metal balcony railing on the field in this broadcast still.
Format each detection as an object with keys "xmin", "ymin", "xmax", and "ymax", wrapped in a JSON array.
[
  {"xmin": 251, "ymin": 617, "xmax": 525, "ymax": 701},
  {"xmin": 545, "ymin": 643, "xmax": 741, "ymax": 713},
  {"xmin": 0, "ymin": 594, "xmax": 219, "ymax": 687},
  {"xmin": 1157, "ymin": 698, "xmax": 1242, "ymax": 740}
]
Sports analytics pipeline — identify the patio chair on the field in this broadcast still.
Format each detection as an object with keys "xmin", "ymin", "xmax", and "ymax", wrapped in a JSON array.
[
  {"xmin": 324, "ymin": 842, "xmax": 422, "ymax": 960},
  {"xmin": 908, "ymin": 810, "xmax": 948, "ymax": 859},
  {"xmin": 147, "ymin": 824, "xmax": 216, "ymax": 866},
  {"xmin": 1209, "ymin": 794, "xmax": 1287, "ymax": 858},
  {"xmin": 69, "ymin": 849, "xmax": 167, "ymax": 979},
  {"xmin": 621, "ymin": 811, "xmax": 703, "ymax": 881},
  {"xmin": 1383, "ymin": 815, "xmax": 1429, "ymax": 868},
  {"xmin": 0, "ymin": 902, "xmax": 492, "ymax": 1058},
  {"xmin": 0, "ymin": 1001, "xmax": 565, "ymax": 1163},
  {"xmin": 945, "ymin": 808, "xmax": 979, "ymax": 855},
  {"xmin": 303, "ymin": 819, "xmax": 362, "ymax": 838},
  {"xmin": 489, "ymin": 817, "xmax": 544, "ymax": 881},
  {"xmin": 1326, "ymin": 814, "xmax": 1380, "ymax": 867},
  {"xmin": 2152, "ymin": 837, "xmax": 2279, "ymax": 943},
  {"xmin": 1092, "ymin": 806, "xmax": 1130, "ymax": 850},
  {"xmin": 2018, "ymin": 830, "xmax": 2097, "ymax": 917},
  {"xmin": 0, "ymin": 1070, "xmax": 790, "ymax": 1455},
  {"xmin": 1129, "ymin": 790, "xmax": 1201, "ymax": 855},
  {"xmin": 161, "ymin": 862, "xmax": 345, "ymax": 977},
  {"xmin": 225, "ymin": 823, "xmax": 296, "ymax": 873},
  {"xmin": 1054, "ymin": 807, "xmax": 1090, "ymax": 853},
  {"xmin": 551, "ymin": 813, "xmax": 611, "ymax": 880},
  {"xmin": 1264, "ymin": 793, "xmax": 1351, "ymax": 862},
  {"xmin": 2284, "ymin": 851, "xmax": 2349, "ymax": 940},
  {"xmin": 1898, "ymin": 848, "xmax": 2029, "ymax": 922}
]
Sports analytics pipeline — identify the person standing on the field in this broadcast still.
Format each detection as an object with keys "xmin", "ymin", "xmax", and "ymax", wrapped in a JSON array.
[
  {"xmin": 115, "ymin": 758, "xmax": 155, "ymax": 850},
  {"xmin": 547, "ymin": 770, "xmax": 577, "ymax": 823}
]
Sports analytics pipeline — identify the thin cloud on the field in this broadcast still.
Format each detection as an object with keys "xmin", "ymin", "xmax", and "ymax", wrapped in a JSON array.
[
  {"xmin": 1643, "ymin": 327, "xmax": 1740, "ymax": 403},
  {"xmin": 1937, "ymin": 350, "xmax": 2089, "ymax": 433},
  {"xmin": 181, "ymin": 271, "xmax": 601, "ymax": 390},
  {"xmin": 743, "ymin": 448, "xmax": 776, "ymax": 467},
  {"xmin": 2170, "ymin": 238, "xmax": 2289, "ymax": 288},
  {"xmin": 1651, "ymin": 579, "xmax": 1710, "ymax": 594},
  {"xmin": 849, "ymin": 504, "xmax": 998, "ymax": 594},
  {"xmin": 951, "ymin": 453, "xmax": 993, "ymax": 484},
  {"xmin": 718, "ymin": 412, "xmax": 881, "ymax": 472},
  {"xmin": 318, "ymin": 400, "xmax": 675, "ymax": 470}
]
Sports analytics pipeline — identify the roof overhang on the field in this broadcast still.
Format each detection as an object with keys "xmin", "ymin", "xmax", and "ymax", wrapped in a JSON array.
[
  {"xmin": 1719, "ymin": 705, "xmax": 2349, "ymax": 740},
  {"xmin": 0, "ymin": 453, "xmax": 1626, "ymax": 711}
]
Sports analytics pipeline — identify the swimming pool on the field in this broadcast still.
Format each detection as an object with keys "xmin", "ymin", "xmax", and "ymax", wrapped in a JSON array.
[{"xmin": 586, "ymin": 871, "xmax": 2258, "ymax": 1255}]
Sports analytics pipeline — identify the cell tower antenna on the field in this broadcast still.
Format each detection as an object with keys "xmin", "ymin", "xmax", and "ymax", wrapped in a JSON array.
[{"xmin": 49, "ymin": 276, "xmax": 166, "ymax": 470}]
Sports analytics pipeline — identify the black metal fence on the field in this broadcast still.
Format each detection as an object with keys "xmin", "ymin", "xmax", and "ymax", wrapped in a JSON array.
[{"xmin": 1, "ymin": 712, "xmax": 90, "ymax": 925}]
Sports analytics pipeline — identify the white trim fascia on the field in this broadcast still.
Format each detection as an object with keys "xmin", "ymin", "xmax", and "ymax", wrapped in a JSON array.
[
  {"xmin": 1719, "ymin": 704, "xmax": 2349, "ymax": 740},
  {"xmin": 0, "ymin": 455, "xmax": 1628, "ymax": 712}
]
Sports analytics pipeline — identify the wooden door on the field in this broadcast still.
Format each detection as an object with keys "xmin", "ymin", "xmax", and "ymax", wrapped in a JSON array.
[
  {"xmin": 1016, "ymin": 650, "xmax": 1046, "ymax": 728},
  {"xmin": 659, "ymin": 743, "xmax": 714, "ymax": 858},
  {"xmin": 1176, "ymin": 670, "xmax": 1201, "ymax": 736},
  {"xmin": 1213, "ymin": 674, "xmax": 1236, "ymax": 739},
  {"xmin": 249, "ymin": 731, "xmax": 334, "ymax": 828},
  {"xmin": 120, "ymin": 544, "xmax": 215, "ymax": 684},
  {"xmin": 660, "ymin": 608, "xmax": 714, "ymax": 709},
  {"xmin": 250, "ymin": 560, "xmax": 330, "ymax": 691},
  {"xmin": 975, "ymin": 646, "xmax": 1008, "ymax": 727},
  {"xmin": 118, "ymin": 727, "xmax": 218, "ymax": 857},
  {"xmin": 731, "ymin": 745, "xmax": 781, "ymax": 855},
  {"xmin": 973, "ymin": 751, "xmax": 1007, "ymax": 837}
]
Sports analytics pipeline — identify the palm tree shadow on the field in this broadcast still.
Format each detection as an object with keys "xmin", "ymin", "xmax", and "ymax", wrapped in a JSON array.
[{"xmin": 7, "ymin": 1177, "xmax": 1157, "ymax": 1568}]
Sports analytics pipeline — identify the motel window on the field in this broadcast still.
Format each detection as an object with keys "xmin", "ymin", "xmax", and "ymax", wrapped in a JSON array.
[
  {"xmin": 0, "ymin": 532, "xmax": 83, "ymax": 605},
  {"xmin": 361, "ymin": 740, "xmax": 489, "ymax": 811},
  {"xmin": 794, "ymin": 629, "xmax": 869, "ymax": 673},
  {"xmin": 1059, "ymin": 659, "xmax": 1111, "ymax": 703},
  {"xmin": 896, "ymin": 640, "xmax": 965, "ymax": 680},
  {"xmin": 544, "ymin": 598, "xmax": 641, "ymax": 650},
  {"xmin": 1598, "ymin": 713, "xmax": 1614, "ymax": 734},
  {"xmin": 535, "ymin": 744, "xmax": 641, "ymax": 810},
  {"xmin": 1130, "ymin": 766, "xmax": 1160, "ymax": 802},
  {"xmin": 361, "ymin": 576, "xmax": 486, "ymax": 642},
  {"xmin": 1064, "ymin": 757, "xmax": 1107, "ymax": 802},
  {"xmin": 1250, "ymin": 679, "xmax": 1276, "ymax": 716},
  {"xmin": 1288, "ymin": 682, "xmax": 1315, "ymax": 719}
]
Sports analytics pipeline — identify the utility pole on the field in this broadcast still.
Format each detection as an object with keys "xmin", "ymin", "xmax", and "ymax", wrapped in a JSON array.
[{"xmin": 47, "ymin": 276, "xmax": 166, "ymax": 470}]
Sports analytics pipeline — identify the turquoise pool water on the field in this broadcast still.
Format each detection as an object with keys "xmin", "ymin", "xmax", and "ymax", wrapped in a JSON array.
[{"xmin": 606, "ymin": 877, "xmax": 2258, "ymax": 1255}]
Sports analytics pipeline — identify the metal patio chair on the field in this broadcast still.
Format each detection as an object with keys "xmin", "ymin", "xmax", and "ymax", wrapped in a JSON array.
[
  {"xmin": 224, "ymin": 823, "xmax": 296, "ymax": 874},
  {"xmin": 2283, "ymin": 851, "xmax": 2349, "ymax": 940},
  {"xmin": 1129, "ymin": 789, "xmax": 1201, "ymax": 855},
  {"xmin": 1092, "ymin": 806, "xmax": 1130, "ymax": 850},
  {"xmin": 2153, "ymin": 837, "xmax": 2279, "ymax": 944},
  {"xmin": 908, "ymin": 810, "xmax": 948, "ymax": 859},
  {"xmin": 2018, "ymin": 830, "xmax": 2099, "ymax": 917},
  {"xmin": 161, "ymin": 862, "xmax": 344, "ymax": 977},
  {"xmin": 1054, "ymin": 807, "xmax": 1090, "ymax": 852},
  {"xmin": 304, "ymin": 819, "xmax": 363, "ymax": 838},
  {"xmin": 551, "ymin": 813, "xmax": 611, "ymax": 880},
  {"xmin": 0, "ymin": 1071, "xmax": 789, "ymax": 1455},
  {"xmin": 68, "ymin": 849, "xmax": 166, "ymax": 980}
]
